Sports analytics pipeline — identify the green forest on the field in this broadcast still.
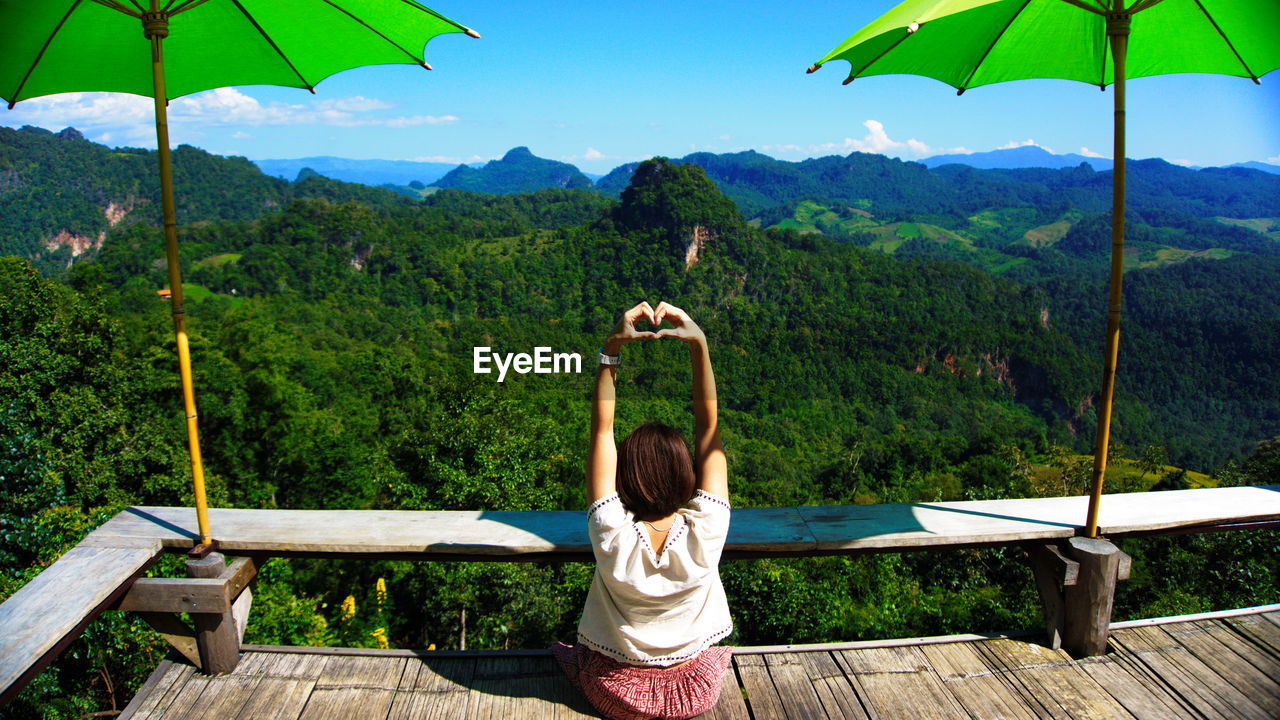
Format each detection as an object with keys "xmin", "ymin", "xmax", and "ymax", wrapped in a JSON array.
[{"xmin": 1, "ymin": 125, "xmax": 1277, "ymax": 718}]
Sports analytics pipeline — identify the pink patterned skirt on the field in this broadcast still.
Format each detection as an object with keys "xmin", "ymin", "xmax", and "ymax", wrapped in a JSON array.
[{"xmin": 551, "ymin": 642, "xmax": 733, "ymax": 720}]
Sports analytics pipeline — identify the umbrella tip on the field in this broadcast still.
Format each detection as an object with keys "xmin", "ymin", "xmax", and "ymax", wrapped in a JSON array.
[
  {"xmin": 956, "ymin": 87, "xmax": 965, "ymax": 96},
  {"xmin": 465, "ymin": 28, "xmax": 480, "ymax": 38},
  {"xmin": 806, "ymin": 63, "xmax": 821, "ymax": 74},
  {"xmin": 6, "ymin": 101, "xmax": 14, "ymax": 110},
  {"xmin": 841, "ymin": 76, "xmax": 854, "ymax": 86},
  {"xmin": 420, "ymin": 61, "xmax": 433, "ymax": 71}
]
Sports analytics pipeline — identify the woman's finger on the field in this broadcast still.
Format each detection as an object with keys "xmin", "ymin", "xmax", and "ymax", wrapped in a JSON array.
[
  {"xmin": 640, "ymin": 301, "xmax": 656, "ymax": 327},
  {"xmin": 653, "ymin": 302, "xmax": 668, "ymax": 327},
  {"xmin": 624, "ymin": 302, "xmax": 649, "ymax": 326}
]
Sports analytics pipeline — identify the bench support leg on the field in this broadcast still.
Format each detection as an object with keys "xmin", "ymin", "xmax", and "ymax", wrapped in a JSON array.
[
  {"xmin": 187, "ymin": 553, "xmax": 240, "ymax": 674},
  {"xmin": 232, "ymin": 585, "xmax": 252, "ymax": 645},
  {"xmin": 1062, "ymin": 536, "xmax": 1129, "ymax": 658},
  {"xmin": 1029, "ymin": 543, "xmax": 1079, "ymax": 650}
]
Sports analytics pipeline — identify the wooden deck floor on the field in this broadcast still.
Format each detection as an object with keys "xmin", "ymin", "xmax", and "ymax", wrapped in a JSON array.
[{"xmin": 120, "ymin": 609, "xmax": 1280, "ymax": 720}]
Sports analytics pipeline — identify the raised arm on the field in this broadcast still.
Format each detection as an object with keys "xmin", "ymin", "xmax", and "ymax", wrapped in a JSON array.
[
  {"xmin": 654, "ymin": 303, "xmax": 728, "ymax": 500},
  {"xmin": 587, "ymin": 302, "xmax": 657, "ymax": 503}
]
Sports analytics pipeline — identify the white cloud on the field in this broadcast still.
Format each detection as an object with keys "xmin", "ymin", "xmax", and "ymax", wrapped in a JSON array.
[
  {"xmin": 169, "ymin": 88, "xmax": 453, "ymax": 128},
  {"xmin": 997, "ymin": 138, "xmax": 1058, "ymax": 153},
  {"xmin": 313, "ymin": 96, "xmax": 394, "ymax": 113},
  {"xmin": 3, "ymin": 92, "xmax": 152, "ymax": 128},
  {"xmin": 2, "ymin": 88, "xmax": 457, "ymax": 140},
  {"xmin": 1168, "ymin": 158, "xmax": 1196, "ymax": 167},
  {"xmin": 1079, "ymin": 146, "xmax": 1108, "ymax": 158},
  {"xmin": 1266, "ymin": 154, "xmax": 1280, "ymax": 165},
  {"xmin": 383, "ymin": 115, "xmax": 457, "ymax": 128},
  {"xmin": 718, "ymin": 134, "xmax": 731, "ymax": 141},
  {"xmin": 803, "ymin": 120, "xmax": 965, "ymax": 159},
  {"xmin": 758, "ymin": 122, "xmax": 972, "ymax": 160},
  {"xmin": 231, "ymin": 131, "xmax": 252, "ymax": 139},
  {"xmin": 561, "ymin": 147, "xmax": 646, "ymax": 166}
]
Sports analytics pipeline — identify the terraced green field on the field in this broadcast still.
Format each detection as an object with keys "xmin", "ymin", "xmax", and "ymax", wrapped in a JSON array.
[
  {"xmin": 193, "ymin": 252, "xmax": 242, "ymax": 270},
  {"xmin": 774, "ymin": 200, "xmax": 879, "ymax": 236},
  {"xmin": 1136, "ymin": 246, "xmax": 1233, "ymax": 269},
  {"xmin": 1031, "ymin": 456, "xmax": 1215, "ymax": 494},
  {"xmin": 771, "ymin": 202, "xmax": 1032, "ymax": 274},
  {"xmin": 1214, "ymin": 216, "xmax": 1280, "ymax": 241},
  {"xmin": 1022, "ymin": 219, "xmax": 1074, "ymax": 247},
  {"xmin": 867, "ymin": 221, "xmax": 971, "ymax": 253},
  {"xmin": 180, "ymin": 282, "xmax": 245, "ymax": 306}
]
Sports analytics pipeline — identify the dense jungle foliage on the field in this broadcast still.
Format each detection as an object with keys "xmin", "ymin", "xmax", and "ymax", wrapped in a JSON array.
[{"xmin": 1, "ymin": 126, "xmax": 1277, "ymax": 717}]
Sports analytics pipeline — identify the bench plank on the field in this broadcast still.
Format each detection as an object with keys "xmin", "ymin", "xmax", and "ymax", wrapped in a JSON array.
[
  {"xmin": 7, "ymin": 487, "xmax": 1277, "ymax": 708},
  {"xmin": 84, "ymin": 486, "xmax": 1279, "ymax": 558},
  {"xmin": 0, "ymin": 544, "xmax": 158, "ymax": 703},
  {"xmin": 800, "ymin": 485, "xmax": 1280, "ymax": 552},
  {"xmin": 89, "ymin": 505, "xmax": 817, "ymax": 556}
]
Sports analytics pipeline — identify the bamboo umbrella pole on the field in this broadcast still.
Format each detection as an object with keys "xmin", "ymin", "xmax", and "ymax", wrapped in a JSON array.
[
  {"xmin": 1085, "ymin": 8, "xmax": 1130, "ymax": 539},
  {"xmin": 145, "ymin": 6, "xmax": 213, "ymax": 548}
]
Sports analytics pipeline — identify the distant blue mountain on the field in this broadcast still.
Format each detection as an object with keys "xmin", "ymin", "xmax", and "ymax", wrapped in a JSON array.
[
  {"xmin": 432, "ymin": 147, "xmax": 594, "ymax": 194},
  {"xmin": 254, "ymin": 156, "xmax": 479, "ymax": 187},
  {"xmin": 1230, "ymin": 161, "xmax": 1280, "ymax": 175},
  {"xmin": 922, "ymin": 145, "xmax": 1114, "ymax": 172}
]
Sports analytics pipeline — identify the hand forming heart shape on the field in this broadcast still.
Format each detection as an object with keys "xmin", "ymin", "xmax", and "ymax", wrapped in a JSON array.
[{"xmin": 610, "ymin": 301, "xmax": 705, "ymax": 351}]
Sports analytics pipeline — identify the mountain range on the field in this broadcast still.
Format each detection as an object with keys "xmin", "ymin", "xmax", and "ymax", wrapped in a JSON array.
[
  {"xmin": 254, "ymin": 156, "xmax": 478, "ymax": 186},
  {"xmin": 8, "ymin": 126, "xmax": 1277, "ymax": 284},
  {"xmin": 3, "ymin": 123, "xmax": 1279, "ymax": 473},
  {"xmin": 921, "ymin": 145, "xmax": 1115, "ymax": 172},
  {"xmin": 250, "ymin": 144, "xmax": 1280, "ymax": 192},
  {"xmin": 431, "ymin": 146, "xmax": 594, "ymax": 194}
]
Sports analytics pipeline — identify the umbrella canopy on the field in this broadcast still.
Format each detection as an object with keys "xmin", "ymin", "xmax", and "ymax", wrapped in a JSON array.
[
  {"xmin": 1, "ymin": 0, "xmax": 478, "ymax": 549},
  {"xmin": 810, "ymin": 0, "xmax": 1278, "ymax": 537},
  {"xmin": 2, "ymin": 0, "xmax": 478, "ymax": 105},
  {"xmin": 811, "ymin": 0, "xmax": 1277, "ymax": 91}
]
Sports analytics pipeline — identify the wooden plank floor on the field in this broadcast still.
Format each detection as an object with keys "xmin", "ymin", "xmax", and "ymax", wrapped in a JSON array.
[{"xmin": 120, "ymin": 611, "xmax": 1280, "ymax": 720}]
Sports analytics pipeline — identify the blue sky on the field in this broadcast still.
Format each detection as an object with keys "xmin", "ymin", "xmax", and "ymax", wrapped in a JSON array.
[{"xmin": 4, "ymin": 0, "xmax": 1277, "ymax": 174}]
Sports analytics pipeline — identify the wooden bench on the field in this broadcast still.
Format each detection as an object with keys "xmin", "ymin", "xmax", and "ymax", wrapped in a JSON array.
[
  {"xmin": 3, "ymin": 484, "xmax": 1278, "ymax": 704},
  {"xmin": 75, "ymin": 484, "xmax": 1280, "ymax": 559},
  {"xmin": 0, "ymin": 538, "xmax": 161, "ymax": 706}
]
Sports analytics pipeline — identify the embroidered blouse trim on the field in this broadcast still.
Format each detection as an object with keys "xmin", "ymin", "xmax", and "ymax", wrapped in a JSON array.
[{"xmin": 576, "ymin": 623, "xmax": 733, "ymax": 667}]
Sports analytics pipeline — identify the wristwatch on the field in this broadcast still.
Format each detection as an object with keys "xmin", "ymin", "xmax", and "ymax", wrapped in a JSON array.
[{"xmin": 598, "ymin": 347, "xmax": 621, "ymax": 366}]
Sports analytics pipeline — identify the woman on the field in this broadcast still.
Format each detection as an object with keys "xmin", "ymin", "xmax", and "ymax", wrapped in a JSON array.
[{"xmin": 553, "ymin": 301, "xmax": 733, "ymax": 720}]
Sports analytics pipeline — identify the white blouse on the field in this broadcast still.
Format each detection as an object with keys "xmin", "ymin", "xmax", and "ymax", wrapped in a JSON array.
[{"xmin": 576, "ymin": 489, "xmax": 733, "ymax": 666}]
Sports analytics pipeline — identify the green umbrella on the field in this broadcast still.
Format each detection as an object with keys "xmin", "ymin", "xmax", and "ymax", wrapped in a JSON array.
[
  {"xmin": 810, "ymin": 0, "xmax": 1278, "ymax": 538},
  {"xmin": 1, "ymin": 0, "xmax": 479, "ymax": 549}
]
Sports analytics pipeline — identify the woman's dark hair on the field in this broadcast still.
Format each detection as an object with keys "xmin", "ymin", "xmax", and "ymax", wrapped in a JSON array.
[{"xmin": 617, "ymin": 422, "xmax": 696, "ymax": 518}]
